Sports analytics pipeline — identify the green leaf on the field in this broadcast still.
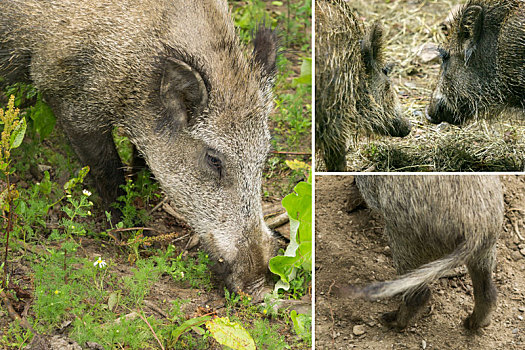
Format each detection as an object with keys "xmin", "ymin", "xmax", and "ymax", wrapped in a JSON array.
[
  {"xmin": 63, "ymin": 166, "xmax": 90, "ymax": 192},
  {"xmin": 30, "ymin": 97, "xmax": 56, "ymax": 140},
  {"xmin": 293, "ymin": 57, "xmax": 312, "ymax": 86},
  {"xmin": 205, "ymin": 317, "xmax": 255, "ymax": 350},
  {"xmin": 108, "ymin": 292, "xmax": 119, "ymax": 311},
  {"xmin": 270, "ymin": 174, "xmax": 312, "ymax": 293},
  {"xmin": 272, "ymin": 1, "xmax": 283, "ymax": 5},
  {"xmin": 10, "ymin": 117, "xmax": 26, "ymax": 149},
  {"xmin": 172, "ymin": 315, "xmax": 212, "ymax": 343},
  {"xmin": 290, "ymin": 310, "xmax": 311, "ymax": 339}
]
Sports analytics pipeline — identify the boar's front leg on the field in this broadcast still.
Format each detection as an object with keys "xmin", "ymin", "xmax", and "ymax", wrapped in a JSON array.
[{"xmin": 62, "ymin": 125, "xmax": 125, "ymax": 212}]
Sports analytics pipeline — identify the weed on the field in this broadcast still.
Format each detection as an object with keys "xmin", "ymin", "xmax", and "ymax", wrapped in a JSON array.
[
  {"xmin": 251, "ymin": 318, "xmax": 290, "ymax": 350},
  {"xmin": 166, "ymin": 249, "xmax": 213, "ymax": 290},
  {"xmin": 0, "ymin": 320, "xmax": 32, "ymax": 349},
  {"xmin": 111, "ymin": 170, "xmax": 159, "ymax": 229},
  {"xmin": 1, "ymin": 95, "xmax": 26, "ymax": 287}
]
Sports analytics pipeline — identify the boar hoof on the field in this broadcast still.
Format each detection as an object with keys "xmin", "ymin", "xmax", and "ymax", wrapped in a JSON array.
[
  {"xmin": 380, "ymin": 310, "xmax": 406, "ymax": 330},
  {"xmin": 463, "ymin": 313, "xmax": 490, "ymax": 330}
]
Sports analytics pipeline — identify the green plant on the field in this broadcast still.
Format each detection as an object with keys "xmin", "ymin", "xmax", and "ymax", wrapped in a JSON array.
[
  {"xmin": 5, "ymin": 83, "xmax": 56, "ymax": 141},
  {"xmin": 166, "ymin": 249, "xmax": 213, "ymax": 290},
  {"xmin": 270, "ymin": 174, "xmax": 312, "ymax": 294},
  {"xmin": 250, "ymin": 318, "xmax": 289, "ymax": 350},
  {"xmin": 0, "ymin": 319, "xmax": 33, "ymax": 349},
  {"xmin": 0, "ymin": 95, "xmax": 26, "ymax": 287},
  {"xmin": 269, "ymin": 174, "xmax": 312, "ymax": 343},
  {"xmin": 111, "ymin": 171, "xmax": 158, "ymax": 229}
]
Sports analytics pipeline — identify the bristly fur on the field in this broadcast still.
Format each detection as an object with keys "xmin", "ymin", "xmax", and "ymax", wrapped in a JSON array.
[
  {"xmin": 315, "ymin": 0, "xmax": 410, "ymax": 171},
  {"xmin": 0, "ymin": 0, "xmax": 279, "ymax": 299},
  {"xmin": 346, "ymin": 175, "xmax": 504, "ymax": 330},
  {"xmin": 427, "ymin": 0, "xmax": 525, "ymax": 124}
]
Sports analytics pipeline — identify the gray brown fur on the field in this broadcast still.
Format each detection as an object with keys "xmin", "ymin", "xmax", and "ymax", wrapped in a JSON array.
[
  {"xmin": 427, "ymin": 0, "xmax": 525, "ymax": 124},
  {"xmin": 315, "ymin": 0, "xmax": 411, "ymax": 172},
  {"xmin": 352, "ymin": 175, "xmax": 503, "ymax": 330},
  {"xmin": 0, "ymin": 0, "xmax": 279, "ymax": 298}
]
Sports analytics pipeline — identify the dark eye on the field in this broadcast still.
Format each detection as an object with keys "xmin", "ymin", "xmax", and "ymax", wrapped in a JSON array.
[
  {"xmin": 205, "ymin": 150, "xmax": 223, "ymax": 178},
  {"xmin": 382, "ymin": 63, "xmax": 394, "ymax": 76},
  {"xmin": 438, "ymin": 48, "xmax": 450, "ymax": 62}
]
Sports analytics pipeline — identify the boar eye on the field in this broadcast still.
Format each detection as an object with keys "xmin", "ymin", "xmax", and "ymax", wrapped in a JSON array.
[
  {"xmin": 205, "ymin": 150, "xmax": 223, "ymax": 178},
  {"xmin": 438, "ymin": 48, "xmax": 450, "ymax": 62}
]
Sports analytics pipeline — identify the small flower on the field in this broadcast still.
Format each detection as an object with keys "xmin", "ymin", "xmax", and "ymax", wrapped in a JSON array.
[
  {"xmin": 263, "ymin": 309, "xmax": 267, "ymax": 314},
  {"xmin": 180, "ymin": 271, "xmax": 184, "ymax": 278},
  {"xmin": 82, "ymin": 189, "xmax": 92, "ymax": 196},
  {"xmin": 93, "ymin": 257, "xmax": 107, "ymax": 268},
  {"xmin": 66, "ymin": 194, "xmax": 72, "ymax": 198},
  {"xmin": 54, "ymin": 290, "xmax": 60, "ymax": 295},
  {"xmin": 87, "ymin": 211, "xmax": 92, "ymax": 216}
]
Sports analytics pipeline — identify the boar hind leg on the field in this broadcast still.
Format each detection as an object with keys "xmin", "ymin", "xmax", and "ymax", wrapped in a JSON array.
[
  {"xmin": 464, "ymin": 258, "xmax": 497, "ymax": 330},
  {"xmin": 63, "ymin": 127, "xmax": 125, "ymax": 210},
  {"xmin": 381, "ymin": 285, "xmax": 431, "ymax": 330}
]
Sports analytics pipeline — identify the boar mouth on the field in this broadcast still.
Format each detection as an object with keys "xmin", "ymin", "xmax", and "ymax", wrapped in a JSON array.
[
  {"xmin": 426, "ymin": 100, "xmax": 470, "ymax": 125},
  {"xmin": 385, "ymin": 116, "xmax": 411, "ymax": 137}
]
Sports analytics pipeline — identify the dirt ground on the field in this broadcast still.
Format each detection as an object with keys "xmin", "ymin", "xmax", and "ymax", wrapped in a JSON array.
[{"xmin": 315, "ymin": 175, "xmax": 525, "ymax": 349}]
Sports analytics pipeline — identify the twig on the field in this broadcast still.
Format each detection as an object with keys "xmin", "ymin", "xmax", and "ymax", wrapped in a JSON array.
[
  {"xmin": 266, "ymin": 213, "xmax": 289, "ymax": 229},
  {"xmin": 327, "ymin": 280, "xmax": 337, "ymax": 346},
  {"xmin": 136, "ymin": 310, "xmax": 165, "ymax": 350},
  {"xmin": 143, "ymin": 300, "xmax": 169, "ymax": 319},
  {"xmin": 270, "ymin": 150, "xmax": 311, "ymax": 156},
  {"xmin": 173, "ymin": 233, "xmax": 190, "ymax": 243},
  {"xmin": 514, "ymin": 220, "xmax": 524, "ymax": 241},
  {"xmin": 0, "ymin": 289, "xmax": 35, "ymax": 332},
  {"xmin": 108, "ymin": 227, "xmax": 157, "ymax": 234},
  {"xmin": 162, "ymin": 203, "xmax": 186, "ymax": 223},
  {"xmin": 148, "ymin": 197, "xmax": 168, "ymax": 215}
]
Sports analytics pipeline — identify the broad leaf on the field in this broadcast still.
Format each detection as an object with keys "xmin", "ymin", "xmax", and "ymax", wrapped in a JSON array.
[{"xmin": 205, "ymin": 317, "xmax": 255, "ymax": 350}]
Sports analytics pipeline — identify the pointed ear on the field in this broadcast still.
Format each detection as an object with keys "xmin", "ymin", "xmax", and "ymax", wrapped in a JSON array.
[
  {"xmin": 160, "ymin": 58, "xmax": 208, "ymax": 129},
  {"xmin": 361, "ymin": 22, "xmax": 384, "ymax": 73},
  {"xmin": 252, "ymin": 26, "xmax": 279, "ymax": 78},
  {"xmin": 459, "ymin": 5, "xmax": 484, "ymax": 63}
]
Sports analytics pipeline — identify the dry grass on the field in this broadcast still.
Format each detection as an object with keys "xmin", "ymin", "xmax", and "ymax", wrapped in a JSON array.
[{"xmin": 323, "ymin": 0, "xmax": 525, "ymax": 172}]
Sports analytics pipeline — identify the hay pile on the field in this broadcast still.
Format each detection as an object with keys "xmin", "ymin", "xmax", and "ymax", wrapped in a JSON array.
[{"xmin": 324, "ymin": 0, "xmax": 525, "ymax": 172}]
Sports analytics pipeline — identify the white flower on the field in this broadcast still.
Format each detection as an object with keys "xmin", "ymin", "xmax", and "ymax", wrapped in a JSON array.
[
  {"xmin": 82, "ymin": 189, "xmax": 92, "ymax": 196},
  {"xmin": 93, "ymin": 257, "xmax": 107, "ymax": 268}
]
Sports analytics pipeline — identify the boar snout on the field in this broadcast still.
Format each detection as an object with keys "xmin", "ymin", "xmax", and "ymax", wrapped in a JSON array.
[
  {"xmin": 388, "ymin": 113, "xmax": 412, "ymax": 137},
  {"xmin": 211, "ymin": 222, "xmax": 277, "ymax": 301}
]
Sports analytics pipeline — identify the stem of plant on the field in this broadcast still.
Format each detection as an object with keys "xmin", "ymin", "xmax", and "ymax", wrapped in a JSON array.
[
  {"xmin": 63, "ymin": 249, "xmax": 68, "ymax": 284},
  {"xmin": 3, "ymin": 173, "xmax": 12, "ymax": 289},
  {"xmin": 287, "ymin": 0, "xmax": 291, "ymax": 44}
]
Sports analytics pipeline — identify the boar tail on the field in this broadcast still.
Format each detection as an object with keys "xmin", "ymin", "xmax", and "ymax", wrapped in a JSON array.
[{"xmin": 343, "ymin": 242, "xmax": 473, "ymax": 299}]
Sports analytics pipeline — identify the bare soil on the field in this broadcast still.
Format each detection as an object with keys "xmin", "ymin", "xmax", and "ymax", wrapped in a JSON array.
[{"xmin": 315, "ymin": 175, "xmax": 525, "ymax": 349}]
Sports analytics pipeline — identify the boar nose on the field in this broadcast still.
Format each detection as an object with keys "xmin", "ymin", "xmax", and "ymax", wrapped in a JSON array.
[
  {"xmin": 393, "ymin": 115, "xmax": 411, "ymax": 137},
  {"xmin": 426, "ymin": 99, "xmax": 446, "ymax": 124}
]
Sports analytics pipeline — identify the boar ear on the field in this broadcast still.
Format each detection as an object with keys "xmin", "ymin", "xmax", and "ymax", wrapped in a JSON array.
[
  {"xmin": 459, "ymin": 5, "xmax": 484, "ymax": 63},
  {"xmin": 361, "ymin": 22, "xmax": 384, "ymax": 73},
  {"xmin": 160, "ymin": 58, "xmax": 208, "ymax": 128},
  {"xmin": 253, "ymin": 26, "xmax": 279, "ymax": 78}
]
